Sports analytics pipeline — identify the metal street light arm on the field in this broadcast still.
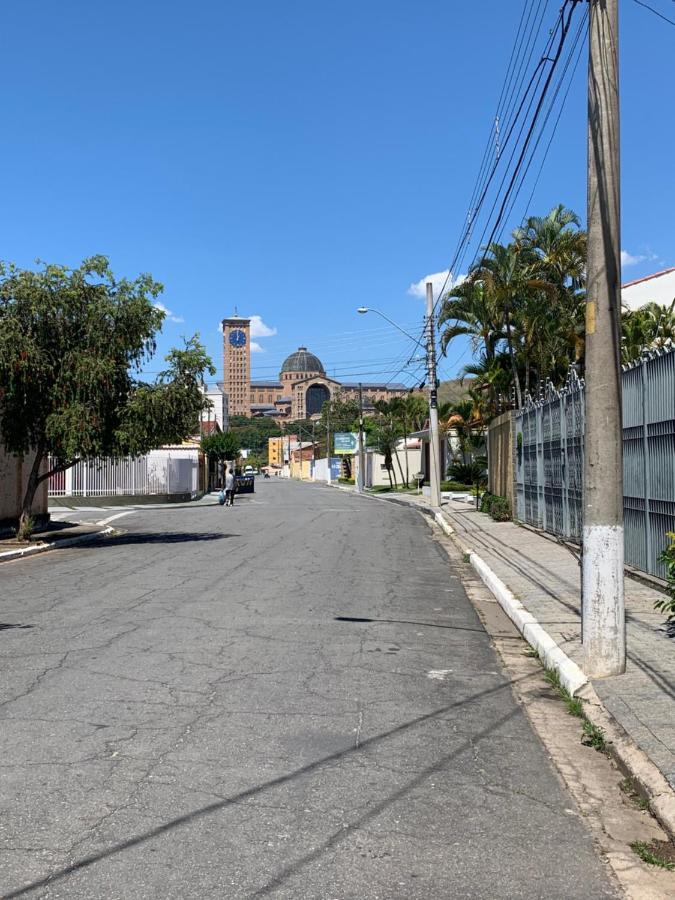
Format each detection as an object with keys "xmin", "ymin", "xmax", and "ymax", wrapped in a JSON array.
[{"xmin": 357, "ymin": 307, "xmax": 421, "ymax": 343}]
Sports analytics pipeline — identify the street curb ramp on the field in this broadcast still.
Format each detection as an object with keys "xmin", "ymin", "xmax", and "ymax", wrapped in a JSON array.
[{"xmin": 0, "ymin": 526, "xmax": 116, "ymax": 562}]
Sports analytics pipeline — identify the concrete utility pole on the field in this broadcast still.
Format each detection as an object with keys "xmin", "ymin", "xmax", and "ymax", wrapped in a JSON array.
[
  {"xmin": 326, "ymin": 406, "xmax": 332, "ymax": 485},
  {"xmin": 426, "ymin": 283, "xmax": 442, "ymax": 508},
  {"xmin": 357, "ymin": 382, "xmax": 365, "ymax": 493},
  {"xmin": 583, "ymin": 0, "xmax": 625, "ymax": 676}
]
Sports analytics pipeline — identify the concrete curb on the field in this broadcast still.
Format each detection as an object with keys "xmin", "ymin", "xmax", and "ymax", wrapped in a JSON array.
[
  {"xmin": 578, "ymin": 683, "xmax": 675, "ymax": 841},
  {"xmin": 466, "ymin": 546, "xmax": 587, "ymax": 697},
  {"xmin": 0, "ymin": 526, "xmax": 115, "ymax": 563}
]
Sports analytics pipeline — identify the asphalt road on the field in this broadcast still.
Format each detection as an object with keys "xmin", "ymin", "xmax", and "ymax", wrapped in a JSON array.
[{"xmin": 0, "ymin": 480, "xmax": 617, "ymax": 899}]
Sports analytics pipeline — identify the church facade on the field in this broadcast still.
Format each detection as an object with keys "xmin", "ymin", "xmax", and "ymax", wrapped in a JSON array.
[{"xmin": 222, "ymin": 314, "xmax": 408, "ymax": 421}]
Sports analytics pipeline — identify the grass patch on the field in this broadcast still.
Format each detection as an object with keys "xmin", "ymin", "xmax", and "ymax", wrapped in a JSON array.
[
  {"xmin": 630, "ymin": 840, "xmax": 675, "ymax": 870},
  {"xmin": 619, "ymin": 777, "xmax": 651, "ymax": 811},
  {"xmin": 543, "ymin": 666, "xmax": 585, "ymax": 718},
  {"xmin": 581, "ymin": 719, "xmax": 607, "ymax": 752},
  {"xmin": 523, "ymin": 646, "xmax": 539, "ymax": 659}
]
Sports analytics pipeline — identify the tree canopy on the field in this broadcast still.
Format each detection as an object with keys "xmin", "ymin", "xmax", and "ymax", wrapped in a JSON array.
[
  {"xmin": 0, "ymin": 256, "xmax": 214, "ymax": 526},
  {"xmin": 201, "ymin": 431, "xmax": 241, "ymax": 462}
]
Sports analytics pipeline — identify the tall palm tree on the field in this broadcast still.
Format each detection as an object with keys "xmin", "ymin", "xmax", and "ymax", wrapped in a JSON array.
[
  {"xmin": 438, "ymin": 279, "xmax": 501, "ymax": 363},
  {"xmin": 373, "ymin": 423, "xmax": 399, "ymax": 489},
  {"xmin": 621, "ymin": 300, "xmax": 675, "ymax": 364},
  {"xmin": 470, "ymin": 242, "xmax": 555, "ymax": 409}
]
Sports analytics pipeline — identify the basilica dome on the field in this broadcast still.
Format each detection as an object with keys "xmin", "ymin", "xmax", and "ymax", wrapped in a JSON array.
[{"xmin": 280, "ymin": 347, "xmax": 325, "ymax": 375}]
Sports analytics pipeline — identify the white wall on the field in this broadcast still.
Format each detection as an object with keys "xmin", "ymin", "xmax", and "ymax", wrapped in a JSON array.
[
  {"xmin": 622, "ymin": 268, "xmax": 675, "ymax": 312},
  {"xmin": 202, "ymin": 384, "xmax": 228, "ymax": 431},
  {"xmin": 358, "ymin": 447, "xmax": 422, "ymax": 488}
]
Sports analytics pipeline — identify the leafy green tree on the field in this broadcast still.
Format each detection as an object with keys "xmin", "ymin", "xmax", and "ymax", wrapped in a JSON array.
[
  {"xmin": 201, "ymin": 431, "xmax": 241, "ymax": 463},
  {"xmin": 0, "ymin": 256, "xmax": 214, "ymax": 529},
  {"xmin": 228, "ymin": 416, "xmax": 282, "ymax": 462},
  {"xmin": 317, "ymin": 394, "xmax": 360, "ymax": 432}
]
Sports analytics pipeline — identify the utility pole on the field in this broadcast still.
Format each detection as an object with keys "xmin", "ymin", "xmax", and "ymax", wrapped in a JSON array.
[
  {"xmin": 357, "ymin": 383, "xmax": 365, "ymax": 493},
  {"xmin": 326, "ymin": 406, "xmax": 332, "ymax": 485},
  {"xmin": 426, "ymin": 283, "xmax": 442, "ymax": 508},
  {"xmin": 583, "ymin": 0, "xmax": 625, "ymax": 676}
]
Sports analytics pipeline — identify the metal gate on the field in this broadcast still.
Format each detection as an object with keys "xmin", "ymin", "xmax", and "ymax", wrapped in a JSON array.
[
  {"xmin": 516, "ymin": 369, "xmax": 585, "ymax": 542},
  {"xmin": 514, "ymin": 347, "xmax": 675, "ymax": 579}
]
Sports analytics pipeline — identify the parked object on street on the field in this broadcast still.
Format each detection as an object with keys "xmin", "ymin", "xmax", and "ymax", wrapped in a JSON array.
[
  {"xmin": 235, "ymin": 474, "xmax": 255, "ymax": 494},
  {"xmin": 224, "ymin": 468, "xmax": 235, "ymax": 507}
]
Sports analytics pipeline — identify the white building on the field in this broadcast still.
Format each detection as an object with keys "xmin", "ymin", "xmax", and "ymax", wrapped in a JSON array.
[
  {"xmin": 621, "ymin": 267, "xmax": 675, "ymax": 312},
  {"xmin": 201, "ymin": 382, "xmax": 229, "ymax": 432}
]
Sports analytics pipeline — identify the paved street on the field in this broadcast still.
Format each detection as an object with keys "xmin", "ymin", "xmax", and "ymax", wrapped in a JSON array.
[{"xmin": 0, "ymin": 480, "xmax": 616, "ymax": 899}]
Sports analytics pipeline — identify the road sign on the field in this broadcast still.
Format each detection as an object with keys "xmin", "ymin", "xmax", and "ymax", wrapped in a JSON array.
[{"xmin": 334, "ymin": 432, "xmax": 358, "ymax": 454}]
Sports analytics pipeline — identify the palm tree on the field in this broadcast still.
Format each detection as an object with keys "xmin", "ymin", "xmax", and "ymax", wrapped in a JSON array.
[
  {"xmin": 514, "ymin": 205, "xmax": 586, "ymax": 288},
  {"xmin": 621, "ymin": 300, "xmax": 675, "ymax": 364},
  {"xmin": 438, "ymin": 279, "xmax": 502, "ymax": 364},
  {"xmin": 373, "ymin": 423, "xmax": 399, "ymax": 489}
]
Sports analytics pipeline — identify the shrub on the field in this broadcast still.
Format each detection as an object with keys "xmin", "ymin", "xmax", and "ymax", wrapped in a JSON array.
[
  {"xmin": 447, "ymin": 459, "xmax": 487, "ymax": 486},
  {"xmin": 480, "ymin": 491, "xmax": 494, "ymax": 514},
  {"xmin": 440, "ymin": 481, "xmax": 473, "ymax": 492},
  {"xmin": 655, "ymin": 532, "xmax": 675, "ymax": 625},
  {"xmin": 489, "ymin": 496, "xmax": 511, "ymax": 522},
  {"xmin": 479, "ymin": 492, "xmax": 511, "ymax": 521}
]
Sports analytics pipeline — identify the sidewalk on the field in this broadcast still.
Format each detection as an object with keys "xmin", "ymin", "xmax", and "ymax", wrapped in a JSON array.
[{"xmin": 0, "ymin": 520, "xmax": 114, "ymax": 561}]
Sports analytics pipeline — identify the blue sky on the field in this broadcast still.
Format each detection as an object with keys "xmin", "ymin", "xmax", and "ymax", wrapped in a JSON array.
[{"xmin": 0, "ymin": 1, "xmax": 672, "ymax": 387}]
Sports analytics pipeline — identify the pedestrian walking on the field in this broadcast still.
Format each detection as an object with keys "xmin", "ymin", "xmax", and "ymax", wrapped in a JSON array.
[{"xmin": 224, "ymin": 467, "xmax": 235, "ymax": 507}]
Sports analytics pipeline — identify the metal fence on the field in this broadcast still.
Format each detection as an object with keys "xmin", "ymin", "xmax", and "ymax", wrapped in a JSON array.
[
  {"xmin": 514, "ymin": 347, "xmax": 675, "ymax": 579},
  {"xmin": 48, "ymin": 449, "xmax": 200, "ymax": 499}
]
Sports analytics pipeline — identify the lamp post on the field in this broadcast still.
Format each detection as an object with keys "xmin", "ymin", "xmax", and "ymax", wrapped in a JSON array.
[{"xmin": 358, "ymin": 295, "xmax": 442, "ymax": 508}]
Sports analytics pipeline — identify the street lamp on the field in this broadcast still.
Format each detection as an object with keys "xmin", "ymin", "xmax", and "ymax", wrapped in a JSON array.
[
  {"xmin": 358, "ymin": 294, "xmax": 442, "ymax": 508},
  {"xmin": 357, "ymin": 307, "xmax": 420, "ymax": 343}
]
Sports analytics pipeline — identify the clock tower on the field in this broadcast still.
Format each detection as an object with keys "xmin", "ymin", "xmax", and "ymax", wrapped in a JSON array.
[{"xmin": 222, "ymin": 314, "xmax": 251, "ymax": 417}]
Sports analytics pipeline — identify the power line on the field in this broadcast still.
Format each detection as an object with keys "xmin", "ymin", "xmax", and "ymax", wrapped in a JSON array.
[
  {"xmin": 633, "ymin": 0, "xmax": 675, "ymax": 26},
  {"xmin": 472, "ymin": 0, "xmax": 580, "ymax": 270},
  {"xmin": 430, "ymin": 0, "xmax": 580, "ymax": 321},
  {"xmin": 502, "ymin": 4, "xmax": 589, "ymax": 233}
]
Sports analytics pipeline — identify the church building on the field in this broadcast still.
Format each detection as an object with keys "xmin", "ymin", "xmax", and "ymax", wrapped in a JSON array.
[{"xmin": 222, "ymin": 314, "xmax": 408, "ymax": 421}]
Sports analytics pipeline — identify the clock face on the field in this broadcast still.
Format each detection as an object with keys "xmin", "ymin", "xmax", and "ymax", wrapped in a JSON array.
[{"xmin": 229, "ymin": 329, "xmax": 247, "ymax": 348}]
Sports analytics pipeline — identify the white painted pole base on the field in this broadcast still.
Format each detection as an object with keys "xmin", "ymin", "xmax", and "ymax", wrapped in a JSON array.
[{"xmin": 582, "ymin": 525, "xmax": 626, "ymax": 677}]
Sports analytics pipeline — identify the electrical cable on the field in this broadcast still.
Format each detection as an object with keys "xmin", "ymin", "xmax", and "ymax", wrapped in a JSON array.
[
  {"xmin": 430, "ymin": 1, "xmax": 580, "ymax": 321},
  {"xmin": 470, "ymin": 0, "xmax": 580, "ymax": 272},
  {"xmin": 501, "ymin": 5, "xmax": 588, "ymax": 235},
  {"xmin": 632, "ymin": 0, "xmax": 675, "ymax": 26}
]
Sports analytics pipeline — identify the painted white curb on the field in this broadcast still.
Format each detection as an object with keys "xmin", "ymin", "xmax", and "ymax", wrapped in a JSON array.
[
  {"xmin": 433, "ymin": 510, "xmax": 587, "ymax": 697},
  {"xmin": 434, "ymin": 511, "xmax": 454, "ymax": 537},
  {"xmin": 0, "ymin": 526, "xmax": 115, "ymax": 562},
  {"xmin": 469, "ymin": 551, "xmax": 587, "ymax": 696}
]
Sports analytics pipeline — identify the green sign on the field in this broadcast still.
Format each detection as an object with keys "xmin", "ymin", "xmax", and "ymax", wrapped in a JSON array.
[{"xmin": 334, "ymin": 432, "xmax": 358, "ymax": 454}]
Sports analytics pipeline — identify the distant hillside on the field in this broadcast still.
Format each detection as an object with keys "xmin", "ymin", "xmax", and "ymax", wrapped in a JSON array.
[{"xmin": 438, "ymin": 378, "xmax": 474, "ymax": 406}]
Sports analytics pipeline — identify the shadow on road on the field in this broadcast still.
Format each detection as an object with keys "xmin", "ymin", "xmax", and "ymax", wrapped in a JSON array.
[
  {"xmin": 6, "ymin": 672, "xmax": 534, "ymax": 899},
  {"xmin": 105, "ymin": 531, "xmax": 240, "ymax": 546},
  {"xmin": 334, "ymin": 615, "xmax": 485, "ymax": 634}
]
